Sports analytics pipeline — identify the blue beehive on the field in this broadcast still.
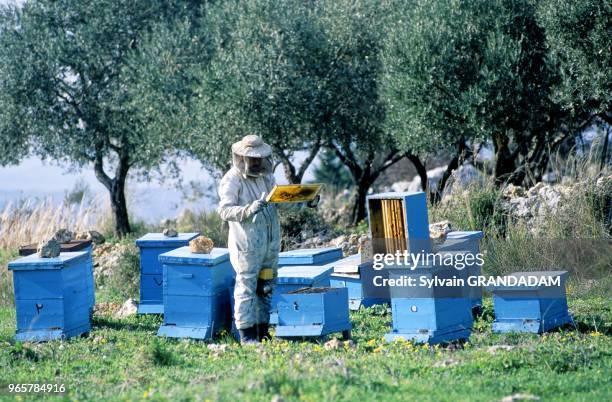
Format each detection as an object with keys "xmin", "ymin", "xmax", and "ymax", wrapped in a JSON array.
[
  {"xmin": 275, "ymin": 287, "xmax": 352, "ymax": 339},
  {"xmin": 135, "ymin": 232, "xmax": 199, "ymax": 314},
  {"xmin": 329, "ymin": 254, "xmax": 389, "ymax": 310},
  {"xmin": 278, "ymin": 247, "xmax": 343, "ymax": 267},
  {"xmin": 385, "ymin": 263, "xmax": 473, "ymax": 344},
  {"xmin": 270, "ymin": 263, "xmax": 335, "ymax": 324},
  {"xmin": 366, "ymin": 191, "xmax": 431, "ymax": 256},
  {"xmin": 437, "ymin": 231, "xmax": 484, "ymax": 311},
  {"xmin": 8, "ymin": 251, "xmax": 92, "ymax": 341},
  {"xmin": 19, "ymin": 240, "xmax": 95, "ymax": 318},
  {"xmin": 490, "ymin": 271, "xmax": 572, "ymax": 333},
  {"xmin": 157, "ymin": 247, "xmax": 235, "ymax": 339}
]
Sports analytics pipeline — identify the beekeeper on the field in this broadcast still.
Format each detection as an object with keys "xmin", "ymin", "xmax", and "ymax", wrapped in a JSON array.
[{"xmin": 217, "ymin": 134, "xmax": 318, "ymax": 343}]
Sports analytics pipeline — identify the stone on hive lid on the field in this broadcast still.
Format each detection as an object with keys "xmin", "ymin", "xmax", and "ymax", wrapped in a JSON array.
[
  {"xmin": 37, "ymin": 239, "xmax": 61, "ymax": 258},
  {"xmin": 75, "ymin": 230, "xmax": 105, "ymax": 245},
  {"xmin": 189, "ymin": 236, "xmax": 214, "ymax": 254},
  {"xmin": 163, "ymin": 228, "xmax": 178, "ymax": 237},
  {"xmin": 429, "ymin": 220, "xmax": 452, "ymax": 246},
  {"xmin": 53, "ymin": 228, "xmax": 74, "ymax": 243}
]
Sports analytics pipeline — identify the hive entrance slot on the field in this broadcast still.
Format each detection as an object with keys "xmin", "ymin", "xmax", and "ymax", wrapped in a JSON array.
[
  {"xmin": 287, "ymin": 287, "xmax": 332, "ymax": 294},
  {"xmin": 368, "ymin": 198, "xmax": 407, "ymax": 255}
]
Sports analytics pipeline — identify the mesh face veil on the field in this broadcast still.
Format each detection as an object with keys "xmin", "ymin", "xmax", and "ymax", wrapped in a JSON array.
[{"xmin": 232, "ymin": 153, "xmax": 274, "ymax": 177}]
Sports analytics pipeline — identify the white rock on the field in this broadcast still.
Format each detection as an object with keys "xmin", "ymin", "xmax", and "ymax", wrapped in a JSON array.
[
  {"xmin": 114, "ymin": 298, "xmax": 137, "ymax": 319},
  {"xmin": 500, "ymin": 393, "xmax": 540, "ymax": 402}
]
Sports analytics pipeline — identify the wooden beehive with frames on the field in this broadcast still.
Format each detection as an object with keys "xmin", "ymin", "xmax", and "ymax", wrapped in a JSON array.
[{"xmin": 366, "ymin": 192, "xmax": 431, "ymax": 257}]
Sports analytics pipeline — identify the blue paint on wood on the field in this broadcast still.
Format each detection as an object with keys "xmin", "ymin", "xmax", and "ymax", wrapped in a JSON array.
[
  {"xmin": 329, "ymin": 273, "xmax": 388, "ymax": 310},
  {"xmin": 278, "ymin": 247, "xmax": 343, "ymax": 266},
  {"xmin": 437, "ymin": 231, "xmax": 484, "ymax": 309},
  {"xmin": 275, "ymin": 288, "xmax": 351, "ymax": 338},
  {"xmin": 270, "ymin": 263, "xmax": 335, "ymax": 324},
  {"xmin": 157, "ymin": 247, "xmax": 235, "ymax": 340},
  {"xmin": 367, "ymin": 191, "xmax": 431, "ymax": 254},
  {"xmin": 135, "ymin": 232, "xmax": 199, "ymax": 314},
  {"xmin": 385, "ymin": 263, "xmax": 473, "ymax": 344},
  {"xmin": 490, "ymin": 271, "xmax": 572, "ymax": 333},
  {"xmin": 8, "ymin": 251, "xmax": 91, "ymax": 341}
]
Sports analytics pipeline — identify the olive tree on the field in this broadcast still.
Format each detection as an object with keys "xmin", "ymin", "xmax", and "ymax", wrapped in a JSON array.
[
  {"xmin": 383, "ymin": 0, "xmax": 572, "ymax": 187},
  {"xmin": 0, "ymin": 0, "xmax": 204, "ymax": 235}
]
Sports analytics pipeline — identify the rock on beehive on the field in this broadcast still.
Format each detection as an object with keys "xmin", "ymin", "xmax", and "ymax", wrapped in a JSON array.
[
  {"xmin": 75, "ymin": 230, "xmax": 105, "ymax": 244},
  {"xmin": 53, "ymin": 228, "xmax": 74, "ymax": 243},
  {"xmin": 162, "ymin": 228, "xmax": 178, "ymax": 237},
  {"xmin": 429, "ymin": 220, "xmax": 452, "ymax": 246},
  {"xmin": 37, "ymin": 239, "xmax": 61, "ymax": 258},
  {"xmin": 189, "ymin": 236, "xmax": 214, "ymax": 254}
]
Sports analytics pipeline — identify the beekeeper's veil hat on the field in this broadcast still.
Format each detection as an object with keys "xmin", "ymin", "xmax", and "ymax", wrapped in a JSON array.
[{"xmin": 231, "ymin": 135, "xmax": 273, "ymax": 177}]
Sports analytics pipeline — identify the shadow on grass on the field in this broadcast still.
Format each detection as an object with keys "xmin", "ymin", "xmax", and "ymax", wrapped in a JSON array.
[{"xmin": 92, "ymin": 315, "xmax": 162, "ymax": 332}]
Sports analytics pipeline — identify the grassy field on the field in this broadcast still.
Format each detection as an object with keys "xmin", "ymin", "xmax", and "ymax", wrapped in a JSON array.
[{"xmin": 0, "ymin": 296, "xmax": 610, "ymax": 401}]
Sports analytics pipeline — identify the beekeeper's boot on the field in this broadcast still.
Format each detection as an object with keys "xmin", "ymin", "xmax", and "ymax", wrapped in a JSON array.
[
  {"xmin": 257, "ymin": 323, "xmax": 270, "ymax": 341},
  {"xmin": 239, "ymin": 326, "xmax": 258, "ymax": 344}
]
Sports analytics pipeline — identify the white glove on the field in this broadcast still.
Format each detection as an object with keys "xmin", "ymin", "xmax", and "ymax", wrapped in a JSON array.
[{"xmin": 247, "ymin": 195, "xmax": 268, "ymax": 217}]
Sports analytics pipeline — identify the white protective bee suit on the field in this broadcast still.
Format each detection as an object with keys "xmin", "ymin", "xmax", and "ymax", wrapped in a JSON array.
[{"xmin": 217, "ymin": 135, "xmax": 281, "ymax": 331}]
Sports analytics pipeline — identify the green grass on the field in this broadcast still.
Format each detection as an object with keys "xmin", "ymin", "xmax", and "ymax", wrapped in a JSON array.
[{"xmin": 0, "ymin": 298, "xmax": 610, "ymax": 401}]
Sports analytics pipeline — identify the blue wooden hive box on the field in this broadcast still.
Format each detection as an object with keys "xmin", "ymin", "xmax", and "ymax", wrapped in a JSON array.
[
  {"xmin": 275, "ymin": 287, "xmax": 351, "ymax": 339},
  {"xmin": 157, "ymin": 246, "xmax": 235, "ymax": 340},
  {"xmin": 437, "ymin": 231, "xmax": 484, "ymax": 311},
  {"xmin": 385, "ymin": 263, "xmax": 473, "ymax": 344},
  {"xmin": 490, "ymin": 271, "xmax": 572, "ymax": 334},
  {"xmin": 19, "ymin": 240, "xmax": 95, "ymax": 318},
  {"xmin": 135, "ymin": 232, "xmax": 199, "ymax": 314},
  {"xmin": 329, "ymin": 254, "xmax": 389, "ymax": 310},
  {"xmin": 270, "ymin": 263, "xmax": 335, "ymax": 324},
  {"xmin": 278, "ymin": 247, "xmax": 343, "ymax": 267},
  {"xmin": 8, "ymin": 251, "xmax": 92, "ymax": 342},
  {"xmin": 366, "ymin": 191, "xmax": 431, "ymax": 257}
]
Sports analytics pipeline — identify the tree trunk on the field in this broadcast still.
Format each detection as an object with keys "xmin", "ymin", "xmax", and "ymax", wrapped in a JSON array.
[
  {"xmin": 109, "ymin": 178, "xmax": 131, "ymax": 236},
  {"xmin": 351, "ymin": 179, "xmax": 371, "ymax": 225},
  {"xmin": 274, "ymin": 141, "xmax": 321, "ymax": 184},
  {"xmin": 493, "ymin": 133, "xmax": 516, "ymax": 185},
  {"xmin": 93, "ymin": 144, "xmax": 132, "ymax": 237},
  {"xmin": 406, "ymin": 153, "xmax": 428, "ymax": 192}
]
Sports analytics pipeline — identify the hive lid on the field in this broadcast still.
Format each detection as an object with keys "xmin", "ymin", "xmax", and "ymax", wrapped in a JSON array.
[
  {"xmin": 366, "ymin": 191, "xmax": 425, "ymax": 200},
  {"xmin": 135, "ymin": 232, "xmax": 199, "ymax": 247},
  {"xmin": 488, "ymin": 271, "xmax": 569, "ymax": 291},
  {"xmin": 279, "ymin": 247, "xmax": 342, "ymax": 258},
  {"xmin": 333, "ymin": 253, "xmax": 372, "ymax": 273},
  {"xmin": 158, "ymin": 246, "xmax": 229, "ymax": 266},
  {"xmin": 331, "ymin": 272, "xmax": 361, "ymax": 279},
  {"xmin": 446, "ymin": 231, "xmax": 484, "ymax": 240},
  {"xmin": 276, "ymin": 263, "xmax": 334, "ymax": 285},
  {"xmin": 8, "ymin": 251, "xmax": 88, "ymax": 270},
  {"xmin": 19, "ymin": 239, "xmax": 92, "ymax": 256}
]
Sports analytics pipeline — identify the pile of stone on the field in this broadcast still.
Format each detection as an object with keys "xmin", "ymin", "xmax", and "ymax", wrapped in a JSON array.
[{"xmin": 92, "ymin": 242, "xmax": 138, "ymax": 279}]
